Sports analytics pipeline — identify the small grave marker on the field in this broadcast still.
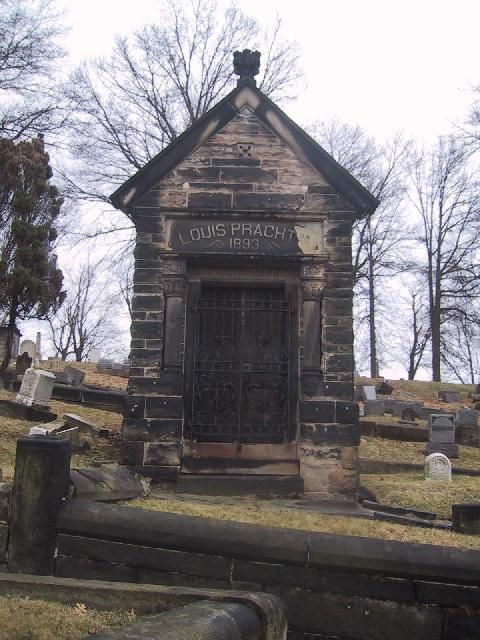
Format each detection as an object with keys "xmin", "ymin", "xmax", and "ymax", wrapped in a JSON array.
[
  {"xmin": 425, "ymin": 452, "xmax": 452, "ymax": 482},
  {"xmin": 63, "ymin": 365, "xmax": 86, "ymax": 387},
  {"xmin": 456, "ymin": 409, "xmax": 477, "ymax": 428},
  {"xmin": 97, "ymin": 358, "xmax": 113, "ymax": 371},
  {"xmin": 363, "ymin": 400, "xmax": 385, "ymax": 416},
  {"xmin": 452, "ymin": 503, "xmax": 480, "ymax": 534},
  {"xmin": 401, "ymin": 407, "xmax": 417, "ymax": 423},
  {"xmin": 438, "ymin": 390, "xmax": 462, "ymax": 403},
  {"xmin": 46, "ymin": 357, "xmax": 63, "ymax": 370}
]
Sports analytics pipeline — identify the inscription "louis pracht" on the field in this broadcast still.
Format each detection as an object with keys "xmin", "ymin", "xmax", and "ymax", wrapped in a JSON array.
[
  {"xmin": 177, "ymin": 222, "xmax": 297, "ymax": 246},
  {"xmin": 169, "ymin": 219, "xmax": 323, "ymax": 254}
]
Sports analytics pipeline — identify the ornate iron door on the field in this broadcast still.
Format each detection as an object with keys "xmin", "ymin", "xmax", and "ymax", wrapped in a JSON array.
[{"xmin": 188, "ymin": 286, "xmax": 291, "ymax": 443}]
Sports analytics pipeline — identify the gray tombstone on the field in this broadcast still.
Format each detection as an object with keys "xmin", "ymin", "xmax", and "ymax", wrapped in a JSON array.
[
  {"xmin": 438, "ymin": 390, "xmax": 462, "ymax": 403},
  {"xmin": 425, "ymin": 453, "xmax": 452, "ymax": 482},
  {"xmin": 456, "ymin": 409, "xmax": 478, "ymax": 428},
  {"xmin": 425, "ymin": 413, "xmax": 459, "ymax": 458},
  {"xmin": 15, "ymin": 352, "xmax": 32, "ymax": 376},
  {"xmin": 429, "ymin": 414, "xmax": 455, "ymax": 444},
  {"xmin": 64, "ymin": 365, "xmax": 85, "ymax": 387},
  {"xmin": 445, "ymin": 392, "xmax": 462, "ymax": 403},
  {"xmin": 401, "ymin": 407, "xmax": 417, "ymax": 423},
  {"xmin": 392, "ymin": 401, "xmax": 425, "ymax": 419},
  {"xmin": 376, "ymin": 381, "xmax": 394, "ymax": 395},
  {"xmin": 55, "ymin": 365, "xmax": 85, "ymax": 387},
  {"xmin": 16, "ymin": 368, "xmax": 56, "ymax": 408},
  {"xmin": 97, "ymin": 358, "xmax": 113, "ymax": 370},
  {"xmin": 19, "ymin": 340, "xmax": 36, "ymax": 360},
  {"xmin": 363, "ymin": 400, "xmax": 385, "ymax": 416}
]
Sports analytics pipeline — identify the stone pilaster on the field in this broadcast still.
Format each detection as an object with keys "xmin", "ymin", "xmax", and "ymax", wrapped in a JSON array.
[{"xmin": 121, "ymin": 256, "xmax": 187, "ymax": 480}]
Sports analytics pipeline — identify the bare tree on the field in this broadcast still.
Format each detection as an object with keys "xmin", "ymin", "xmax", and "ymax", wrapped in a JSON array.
[
  {"xmin": 46, "ymin": 261, "xmax": 119, "ymax": 362},
  {"xmin": 0, "ymin": 0, "xmax": 67, "ymax": 140},
  {"xmin": 113, "ymin": 256, "xmax": 134, "ymax": 322},
  {"xmin": 441, "ymin": 310, "xmax": 480, "ymax": 384},
  {"xmin": 62, "ymin": 0, "xmax": 303, "ymax": 204},
  {"xmin": 409, "ymin": 135, "xmax": 480, "ymax": 381},
  {"xmin": 402, "ymin": 289, "xmax": 430, "ymax": 380},
  {"xmin": 309, "ymin": 119, "xmax": 411, "ymax": 377}
]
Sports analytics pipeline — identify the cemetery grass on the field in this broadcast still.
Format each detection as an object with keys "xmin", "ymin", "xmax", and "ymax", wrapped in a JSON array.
[
  {"xmin": 0, "ymin": 596, "xmax": 133, "ymax": 640},
  {"xmin": 361, "ymin": 472, "xmax": 480, "ymax": 519},
  {"xmin": 126, "ymin": 493, "xmax": 480, "ymax": 550},
  {"xmin": 360, "ymin": 436, "xmax": 480, "ymax": 468}
]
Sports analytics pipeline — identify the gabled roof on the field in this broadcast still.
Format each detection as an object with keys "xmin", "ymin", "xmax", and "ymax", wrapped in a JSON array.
[{"xmin": 110, "ymin": 83, "xmax": 379, "ymax": 217}]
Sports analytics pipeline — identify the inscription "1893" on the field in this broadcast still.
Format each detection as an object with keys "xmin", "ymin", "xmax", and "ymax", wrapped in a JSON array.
[{"xmin": 168, "ymin": 219, "xmax": 323, "ymax": 255}]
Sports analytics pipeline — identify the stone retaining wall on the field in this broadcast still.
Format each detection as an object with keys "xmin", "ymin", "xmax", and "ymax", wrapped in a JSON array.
[{"xmin": 54, "ymin": 500, "xmax": 480, "ymax": 640}]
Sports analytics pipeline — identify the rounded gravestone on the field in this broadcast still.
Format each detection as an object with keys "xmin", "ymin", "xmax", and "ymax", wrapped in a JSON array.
[
  {"xmin": 424, "ymin": 452, "xmax": 452, "ymax": 482},
  {"xmin": 452, "ymin": 503, "xmax": 480, "ymax": 534}
]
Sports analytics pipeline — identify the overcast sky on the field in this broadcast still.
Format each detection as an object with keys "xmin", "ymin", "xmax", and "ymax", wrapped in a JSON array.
[
  {"xmin": 58, "ymin": 0, "xmax": 480, "ymax": 143},
  {"xmin": 37, "ymin": 0, "xmax": 480, "ymax": 375}
]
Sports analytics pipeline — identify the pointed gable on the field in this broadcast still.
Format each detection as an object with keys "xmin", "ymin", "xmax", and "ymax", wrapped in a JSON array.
[{"xmin": 111, "ymin": 86, "xmax": 378, "ymax": 219}]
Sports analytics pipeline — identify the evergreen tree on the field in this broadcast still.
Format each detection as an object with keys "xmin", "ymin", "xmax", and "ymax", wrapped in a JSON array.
[{"xmin": 0, "ymin": 135, "xmax": 65, "ymax": 369}]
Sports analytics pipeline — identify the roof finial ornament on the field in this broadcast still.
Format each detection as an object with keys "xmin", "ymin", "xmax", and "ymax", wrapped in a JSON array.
[{"xmin": 233, "ymin": 49, "xmax": 260, "ymax": 87}]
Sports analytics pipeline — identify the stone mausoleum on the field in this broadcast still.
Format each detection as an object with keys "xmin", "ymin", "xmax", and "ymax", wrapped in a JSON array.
[{"xmin": 111, "ymin": 51, "xmax": 378, "ymax": 500}]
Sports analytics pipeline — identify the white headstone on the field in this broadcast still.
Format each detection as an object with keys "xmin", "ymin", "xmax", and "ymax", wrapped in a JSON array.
[
  {"xmin": 16, "ymin": 367, "xmax": 56, "ymax": 408},
  {"xmin": 362, "ymin": 386, "xmax": 377, "ymax": 401},
  {"xmin": 19, "ymin": 339, "xmax": 36, "ymax": 360},
  {"xmin": 425, "ymin": 452, "xmax": 452, "ymax": 482}
]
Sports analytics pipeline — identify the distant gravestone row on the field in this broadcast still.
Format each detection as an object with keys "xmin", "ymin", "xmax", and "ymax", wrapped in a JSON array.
[
  {"xmin": 97, "ymin": 358, "xmax": 113, "ymax": 370},
  {"xmin": 97, "ymin": 358, "xmax": 129, "ymax": 377}
]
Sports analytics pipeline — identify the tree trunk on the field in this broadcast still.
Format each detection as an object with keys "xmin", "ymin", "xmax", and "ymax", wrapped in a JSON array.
[
  {"xmin": 0, "ymin": 314, "xmax": 17, "ymax": 371},
  {"xmin": 368, "ymin": 263, "xmax": 378, "ymax": 378},
  {"xmin": 408, "ymin": 348, "xmax": 416, "ymax": 381},
  {"xmin": 431, "ymin": 303, "xmax": 442, "ymax": 381}
]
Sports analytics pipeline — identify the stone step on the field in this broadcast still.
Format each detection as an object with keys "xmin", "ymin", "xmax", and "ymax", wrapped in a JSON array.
[{"xmin": 176, "ymin": 474, "xmax": 304, "ymax": 496}]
